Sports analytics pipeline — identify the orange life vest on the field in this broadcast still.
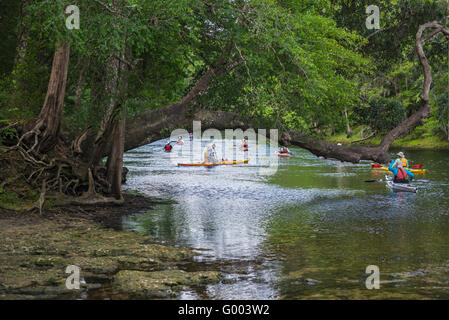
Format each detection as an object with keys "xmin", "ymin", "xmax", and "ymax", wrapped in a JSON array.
[
  {"xmin": 397, "ymin": 167, "xmax": 407, "ymax": 180},
  {"xmin": 400, "ymin": 157, "xmax": 407, "ymax": 167}
]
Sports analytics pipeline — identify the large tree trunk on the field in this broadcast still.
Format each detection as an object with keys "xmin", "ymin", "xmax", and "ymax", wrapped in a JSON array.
[
  {"xmin": 106, "ymin": 111, "xmax": 125, "ymax": 200},
  {"xmin": 30, "ymin": 41, "xmax": 70, "ymax": 153}
]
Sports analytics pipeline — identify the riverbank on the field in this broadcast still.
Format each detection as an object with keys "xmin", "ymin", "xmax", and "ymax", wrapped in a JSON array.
[
  {"xmin": 327, "ymin": 127, "xmax": 449, "ymax": 151},
  {"xmin": 0, "ymin": 193, "xmax": 221, "ymax": 300}
]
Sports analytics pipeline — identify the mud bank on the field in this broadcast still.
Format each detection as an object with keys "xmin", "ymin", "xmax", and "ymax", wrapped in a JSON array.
[{"xmin": 0, "ymin": 194, "xmax": 221, "ymax": 300}]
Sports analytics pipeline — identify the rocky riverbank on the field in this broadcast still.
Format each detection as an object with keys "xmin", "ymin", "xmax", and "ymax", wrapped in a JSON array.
[{"xmin": 0, "ymin": 194, "xmax": 221, "ymax": 300}]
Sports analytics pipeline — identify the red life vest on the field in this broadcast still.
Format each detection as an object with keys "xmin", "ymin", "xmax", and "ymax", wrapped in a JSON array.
[
  {"xmin": 397, "ymin": 167, "xmax": 407, "ymax": 180},
  {"xmin": 165, "ymin": 144, "xmax": 172, "ymax": 151}
]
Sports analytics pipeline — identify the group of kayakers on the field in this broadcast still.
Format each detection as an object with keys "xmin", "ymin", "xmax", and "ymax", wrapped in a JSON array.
[
  {"xmin": 388, "ymin": 151, "xmax": 415, "ymax": 183},
  {"xmin": 166, "ymin": 139, "xmax": 417, "ymax": 187}
]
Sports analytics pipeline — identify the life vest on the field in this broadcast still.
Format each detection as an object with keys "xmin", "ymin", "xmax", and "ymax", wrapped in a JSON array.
[
  {"xmin": 282, "ymin": 147, "xmax": 288, "ymax": 153},
  {"xmin": 396, "ymin": 167, "xmax": 407, "ymax": 180},
  {"xmin": 165, "ymin": 144, "xmax": 172, "ymax": 151},
  {"xmin": 243, "ymin": 142, "xmax": 248, "ymax": 147}
]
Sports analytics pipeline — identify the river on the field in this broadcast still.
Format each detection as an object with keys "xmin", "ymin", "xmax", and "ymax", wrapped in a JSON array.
[{"xmin": 121, "ymin": 138, "xmax": 449, "ymax": 299}]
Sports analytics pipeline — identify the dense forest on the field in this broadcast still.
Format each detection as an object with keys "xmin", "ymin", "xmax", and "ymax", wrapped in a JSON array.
[{"xmin": 0, "ymin": 0, "xmax": 448, "ymax": 208}]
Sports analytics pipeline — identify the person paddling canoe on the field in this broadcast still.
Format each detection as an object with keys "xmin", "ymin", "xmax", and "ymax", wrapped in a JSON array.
[
  {"xmin": 210, "ymin": 144, "xmax": 218, "ymax": 162},
  {"xmin": 203, "ymin": 145, "xmax": 218, "ymax": 164},
  {"xmin": 393, "ymin": 152, "xmax": 408, "ymax": 168},
  {"xmin": 389, "ymin": 159, "xmax": 414, "ymax": 183}
]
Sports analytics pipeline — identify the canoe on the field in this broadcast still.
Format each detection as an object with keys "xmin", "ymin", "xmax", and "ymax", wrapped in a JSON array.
[
  {"xmin": 178, "ymin": 159, "xmax": 249, "ymax": 167},
  {"xmin": 385, "ymin": 176, "xmax": 418, "ymax": 193},
  {"xmin": 370, "ymin": 163, "xmax": 426, "ymax": 174}
]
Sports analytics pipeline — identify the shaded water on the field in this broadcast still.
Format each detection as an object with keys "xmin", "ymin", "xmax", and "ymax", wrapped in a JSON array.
[{"xmin": 122, "ymin": 139, "xmax": 449, "ymax": 299}]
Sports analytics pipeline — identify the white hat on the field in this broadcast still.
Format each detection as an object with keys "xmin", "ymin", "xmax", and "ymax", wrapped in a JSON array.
[{"xmin": 397, "ymin": 152, "xmax": 404, "ymax": 158}]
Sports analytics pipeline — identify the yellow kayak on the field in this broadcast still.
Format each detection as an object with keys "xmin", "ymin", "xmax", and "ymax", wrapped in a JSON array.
[
  {"xmin": 178, "ymin": 159, "xmax": 249, "ymax": 167},
  {"xmin": 370, "ymin": 163, "xmax": 426, "ymax": 174}
]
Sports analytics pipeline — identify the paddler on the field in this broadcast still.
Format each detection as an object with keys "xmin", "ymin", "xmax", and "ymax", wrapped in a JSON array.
[
  {"xmin": 279, "ymin": 146, "xmax": 291, "ymax": 154},
  {"xmin": 394, "ymin": 152, "xmax": 408, "ymax": 168},
  {"xmin": 163, "ymin": 142, "xmax": 172, "ymax": 152},
  {"xmin": 242, "ymin": 139, "xmax": 248, "ymax": 148},
  {"xmin": 204, "ymin": 147, "xmax": 211, "ymax": 163},
  {"xmin": 389, "ymin": 159, "xmax": 414, "ymax": 183},
  {"xmin": 177, "ymin": 136, "xmax": 184, "ymax": 145},
  {"xmin": 210, "ymin": 144, "xmax": 218, "ymax": 163}
]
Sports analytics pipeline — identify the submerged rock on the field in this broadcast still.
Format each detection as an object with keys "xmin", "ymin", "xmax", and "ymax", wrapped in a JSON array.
[
  {"xmin": 112, "ymin": 270, "xmax": 221, "ymax": 298},
  {"xmin": 0, "ymin": 214, "xmax": 216, "ymax": 299}
]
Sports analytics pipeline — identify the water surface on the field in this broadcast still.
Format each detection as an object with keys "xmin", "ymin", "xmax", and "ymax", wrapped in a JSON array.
[{"xmin": 122, "ymin": 139, "xmax": 449, "ymax": 299}]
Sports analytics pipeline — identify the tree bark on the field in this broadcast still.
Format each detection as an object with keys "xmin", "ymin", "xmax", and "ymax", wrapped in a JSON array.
[
  {"xmin": 33, "ymin": 41, "xmax": 70, "ymax": 153},
  {"xmin": 344, "ymin": 108, "xmax": 353, "ymax": 138},
  {"xmin": 106, "ymin": 111, "xmax": 125, "ymax": 200}
]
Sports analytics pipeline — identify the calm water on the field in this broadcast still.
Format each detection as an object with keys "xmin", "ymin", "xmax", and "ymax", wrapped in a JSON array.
[{"xmin": 122, "ymin": 139, "xmax": 449, "ymax": 299}]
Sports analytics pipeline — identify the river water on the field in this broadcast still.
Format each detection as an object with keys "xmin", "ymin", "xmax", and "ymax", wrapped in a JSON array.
[{"xmin": 122, "ymin": 138, "xmax": 449, "ymax": 299}]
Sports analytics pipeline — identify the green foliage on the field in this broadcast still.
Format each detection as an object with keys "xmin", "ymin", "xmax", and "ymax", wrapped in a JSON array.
[
  {"xmin": 353, "ymin": 98, "xmax": 406, "ymax": 132},
  {"xmin": 0, "ymin": 120, "xmax": 16, "ymax": 146},
  {"xmin": 1, "ymin": 0, "xmax": 447, "ymax": 144},
  {"xmin": 198, "ymin": 0, "xmax": 370, "ymax": 132},
  {"xmin": 0, "ymin": 0, "xmax": 21, "ymax": 76}
]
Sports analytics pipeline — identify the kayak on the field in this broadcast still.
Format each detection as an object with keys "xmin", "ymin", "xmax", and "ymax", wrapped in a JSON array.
[
  {"xmin": 178, "ymin": 159, "xmax": 249, "ymax": 167},
  {"xmin": 370, "ymin": 163, "xmax": 426, "ymax": 174},
  {"xmin": 385, "ymin": 176, "xmax": 418, "ymax": 193},
  {"xmin": 240, "ymin": 147, "xmax": 248, "ymax": 151},
  {"xmin": 275, "ymin": 152, "xmax": 292, "ymax": 157}
]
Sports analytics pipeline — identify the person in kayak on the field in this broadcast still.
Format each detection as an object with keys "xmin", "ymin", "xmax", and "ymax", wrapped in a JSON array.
[
  {"xmin": 177, "ymin": 136, "xmax": 184, "ymax": 145},
  {"xmin": 203, "ymin": 146, "xmax": 217, "ymax": 163},
  {"xmin": 395, "ymin": 152, "xmax": 408, "ymax": 168},
  {"xmin": 389, "ymin": 159, "xmax": 414, "ymax": 183},
  {"xmin": 210, "ymin": 144, "xmax": 218, "ymax": 162},
  {"xmin": 203, "ymin": 147, "xmax": 209, "ymax": 163},
  {"xmin": 279, "ymin": 146, "xmax": 291, "ymax": 154},
  {"xmin": 189, "ymin": 132, "xmax": 193, "ymax": 141},
  {"xmin": 242, "ymin": 139, "xmax": 248, "ymax": 148},
  {"xmin": 163, "ymin": 142, "xmax": 172, "ymax": 152}
]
